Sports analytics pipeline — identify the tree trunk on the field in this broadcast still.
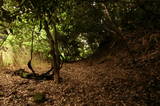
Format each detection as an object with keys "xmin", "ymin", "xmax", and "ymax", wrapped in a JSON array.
[
  {"xmin": 44, "ymin": 20, "xmax": 61, "ymax": 83},
  {"xmin": 101, "ymin": 3, "xmax": 135, "ymax": 63}
]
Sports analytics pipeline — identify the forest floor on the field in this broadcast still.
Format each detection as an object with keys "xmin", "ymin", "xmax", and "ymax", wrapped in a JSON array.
[
  {"xmin": 0, "ymin": 57, "xmax": 160, "ymax": 106},
  {"xmin": 0, "ymin": 31, "xmax": 160, "ymax": 106}
]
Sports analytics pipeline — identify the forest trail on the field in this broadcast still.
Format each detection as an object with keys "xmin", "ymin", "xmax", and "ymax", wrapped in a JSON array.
[
  {"xmin": 0, "ymin": 55, "xmax": 159, "ymax": 105},
  {"xmin": 0, "ymin": 58, "xmax": 130, "ymax": 105},
  {"xmin": 1, "ymin": 0, "xmax": 160, "ymax": 105}
]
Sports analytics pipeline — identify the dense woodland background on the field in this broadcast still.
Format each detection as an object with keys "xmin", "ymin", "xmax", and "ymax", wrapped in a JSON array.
[{"xmin": 0, "ymin": 0, "xmax": 160, "ymax": 105}]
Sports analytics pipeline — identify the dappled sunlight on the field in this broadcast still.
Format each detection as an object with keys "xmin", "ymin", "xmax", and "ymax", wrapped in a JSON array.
[{"xmin": 0, "ymin": 0, "xmax": 160, "ymax": 105}]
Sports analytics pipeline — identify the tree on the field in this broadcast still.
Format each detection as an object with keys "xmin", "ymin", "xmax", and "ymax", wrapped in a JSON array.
[
  {"xmin": 1, "ymin": 0, "xmax": 159, "ymax": 83},
  {"xmin": 0, "ymin": 0, "xmax": 64, "ymax": 83}
]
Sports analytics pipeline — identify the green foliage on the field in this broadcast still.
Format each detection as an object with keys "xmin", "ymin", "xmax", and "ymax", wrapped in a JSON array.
[
  {"xmin": 0, "ymin": 0, "xmax": 159, "ymax": 62},
  {"xmin": 0, "ymin": 92, "xmax": 4, "ymax": 97},
  {"xmin": 105, "ymin": 0, "xmax": 160, "ymax": 30},
  {"xmin": 33, "ymin": 92, "xmax": 46, "ymax": 103}
]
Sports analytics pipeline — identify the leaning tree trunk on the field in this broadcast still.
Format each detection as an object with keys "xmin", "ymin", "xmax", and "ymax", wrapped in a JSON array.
[
  {"xmin": 101, "ymin": 3, "xmax": 135, "ymax": 63},
  {"xmin": 44, "ymin": 20, "xmax": 61, "ymax": 83}
]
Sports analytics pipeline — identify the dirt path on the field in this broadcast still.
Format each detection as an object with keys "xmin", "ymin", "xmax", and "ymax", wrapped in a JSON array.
[{"xmin": 0, "ymin": 59, "xmax": 159, "ymax": 105}]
